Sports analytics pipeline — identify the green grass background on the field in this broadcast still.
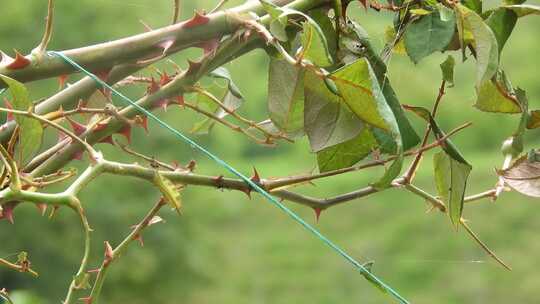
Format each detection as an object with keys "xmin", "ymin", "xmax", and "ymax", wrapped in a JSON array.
[{"xmin": 1, "ymin": 0, "xmax": 540, "ymax": 303}]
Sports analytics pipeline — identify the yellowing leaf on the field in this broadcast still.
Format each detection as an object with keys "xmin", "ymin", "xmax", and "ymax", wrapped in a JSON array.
[
  {"xmin": 153, "ymin": 172, "xmax": 183, "ymax": 214},
  {"xmin": 0, "ymin": 74, "xmax": 43, "ymax": 163},
  {"xmin": 455, "ymin": 4, "xmax": 499, "ymax": 86}
]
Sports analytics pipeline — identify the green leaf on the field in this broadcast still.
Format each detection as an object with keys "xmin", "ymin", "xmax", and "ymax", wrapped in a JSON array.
[
  {"xmin": 410, "ymin": 8, "xmax": 433, "ymax": 16},
  {"xmin": 474, "ymin": 70, "xmax": 521, "ymax": 114},
  {"xmin": 331, "ymin": 58, "xmax": 404, "ymax": 188},
  {"xmin": 153, "ymin": 172, "xmax": 183, "ymax": 214},
  {"xmin": 485, "ymin": 8, "xmax": 518, "ymax": 53},
  {"xmin": 267, "ymin": 58, "xmax": 305, "ymax": 136},
  {"xmin": 503, "ymin": 4, "xmax": 540, "ymax": 17},
  {"xmin": 300, "ymin": 19, "xmax": 333, "ymax": 67},
  {"xmin": 404, "ymin": 104, "xmax": 471, "ymax": 228},
  {"xmin": 0, "ymin": 74, "xmax": 43, "ymax": 163},
  {"xmin": 440, "ymin": 55, "xmax": 455, "ymax": 87},
  {"xmin": 461, "ymin": 0, "xmax": 482, "ymax": 14},
  {"xmin": 209, "ymin": 67, "xmax": 244, "ymax": 99},
  {"xmin": 317, "ymin": 127, "xmax": 378, "ymax": 172},
  {"xmin": 304, "ymin": 69, "xmax": 363, "ymax": 152},
  {"xmin": 503, "ymin": 0, "xmax": 527, "ymax": 4},
  {"xmin": 404, "ymin": 8, "xmax": 456, "ymax": 63},
  {"xmin": 331, "ymin": 58, "xmax": 396, "ymax": 131},
  {"xmin": 433, "ymin": 152, "xmax": 472, "ymax": 228},
  {"xmin": 190, "ymin": 82, "xmax": 242, "ymax": 135},
  {"xmin": 455, "ymin": 4, "xmax": 499, "ymax": 86},
  {"xmin": 384, "ymin": 26, "xmax": 406, "ymax": 55},
  {"xmin": 340, "ymin": 20, "xmax": 420, "ymax": 151},
  {"xmin": 308, "ymin": 8, "xmax": 338, "ymax": 62}
]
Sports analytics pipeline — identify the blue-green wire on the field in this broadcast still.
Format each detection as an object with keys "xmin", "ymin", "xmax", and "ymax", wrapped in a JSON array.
[{"xmin": 48, "ymin": 51, "xmax": 409, "ymax": 304}]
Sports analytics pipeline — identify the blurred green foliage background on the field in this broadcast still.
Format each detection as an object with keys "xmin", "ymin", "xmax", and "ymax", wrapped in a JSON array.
[{"xmin": 1, "ymin": 0, "xmax": 540, "ymax": 303}]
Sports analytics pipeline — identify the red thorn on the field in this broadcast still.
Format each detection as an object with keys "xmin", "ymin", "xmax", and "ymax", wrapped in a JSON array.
[
  {"xmin": 0, "ymin": 202, "xmax": 17, "ymax": 224},
  {"xmin": 134, "ymin": 115, "xmax": 148, "ymax": 133},
  {"xmin": 95, "ymin": 69, "xmax": 112, "ymax": 98},
  {"xmin": 3, "ymin": 98, "xmax": 14, "ymax": 122},
  {"xmin": 313, "ymin": 208, "xmax": 323, "ymax": 223},
  {"xmin": 57, "ymin": 130, "xmax": 68, "ymax": 143},
  {"xmin": 196, "ymin": 38, "xmax": 220, "ymax": 56},
  {"xmin": 213, "ymin": 175, "xmax": 224, "ymax": 188},
  {"xmin": 65, "ymin": 116, "xmax": 87, "ymax": 136},
  {"xmin": 104, "ymin": 241, "xmax": 114, "ymax": 263},
  {"xmin": 96, "ymin": 69, "xmax": 111, "ymax": 82},
  {"xmin": 36, "ymin": 203, "xmax": 47, "ymax": 216},
  {"xmin": 5, "ymin": 50, "xmax": 31, "ymax": 70},
  {"xmin": 250, "ymin": 167, "xmax": 261, "ymax": 184},
  {"xmin": 87, "ymin": 268, "xmax": 100, "ymax": 274},
  {"xmin": 157, "ymin": 39, "xmax": 175, "ymax": 56},
  {"xmin": 187, "ymin": 60, "xmax": 202, "ymax": 74},
  {"xmin": 117, "ymin": 124, "xmax": 132, "ymax": 144},
  {"xmin": 72, "ymin": 150, "xmax": 84, "ymax": 161},
  {"xmin": 49, "ymin": 206, "xmax": 60, "ymax": 220},
  {"xmin": 183, "ymin": 11, "xmax": 210, "ymax": 28},
  {"xmin": 58, "ymin": 74, "xmax": 68, "ymax": 90},
  {"xmin": 146, "ymin": 77, "xmax": 160, "ymax": 95},
  {"xmin": 93, "ymin": 122, "xmax": 108, "ymax": 132},
  {"xmin": 241, "ymin": 188, "xmax": 252, "ymax": 199},
  {"xmin": 133, "ymin": 233, "xmax": 144, "ymax": 247},
  {"xmin": 98, "ymin": 135, "xmax": 115, "ymax": 145},
  {"xmin": 175, "ymin": 95, "xmax": 185, "ymax": 107},
  {"xmin": 186, "ymin": 160, "xmax": 196, "ymax": 172},
  {"xmin": 78, "ymin": 99, "xmax": 89, "ymax": 108},
  {"xmin": 159, "ymin": 73, "xmax": 171, "ymax": 86},
  {"xmin": 79, "ymin": 296, "xmax": 93, "ymax": 304}
]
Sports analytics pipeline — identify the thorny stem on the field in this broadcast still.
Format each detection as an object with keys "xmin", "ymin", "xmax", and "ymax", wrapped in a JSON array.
[
  {"xmin": 0, "ymin": 257, "xmax": 39, "ymax": 278},
  {"xmin": 0, "ymin": 143, "xmax": 21, "ymax": 190},
  {"xmin": 33, "ymin": 0, "xmax": 55, "ymax": 55},
  {"xmin": 0, "ymin": 0, "xmax": 329, "ymax": 86},
  {"xmin": 268, "ymin": 122, "xmax": 472, "ymax": 190},
  {"xmin": 63, "ymin": 199, "xmax": 92, "ymax": 304},
  {"xmin": 0, "ymin": 107, "xmax": 99, "ymax": 160},
  {"xmin": 88, "ymin": 198, "xmax": 166, "ymax": 304}
]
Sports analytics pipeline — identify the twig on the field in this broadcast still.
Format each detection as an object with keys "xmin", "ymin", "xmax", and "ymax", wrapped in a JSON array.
[
  {"xmin": 117, "ymin": 142, "xmax": 177, "ymax": 171},
  {"xmin": 460, "ymin": 218, "xmax": 512, "ymax": 271},
  {"xmin": 0, "ymin": 143, "xmax": 21, "ymax": 190},
  {"xmin": 63, "ymin": 199, "xmax": 92, "ymax": 304},
  {"xmin": 33, "ymin": 0, "xmax": 55, "ymax": 55},
  {"xmin": 403, "ymin": 183, "xmax": 447, "ymax": 212},
  {"xmin": 190, "ymin": 87, "xmax": 293, "ymax": 143},
  {"xmin": 210, "ymin": 0, "xmax": 229, "ymax": 13},
  {"xmin": 0, "ymin": 257, "xmax": 39, "ymax": 277},
  {"xmin": 183, "ymin": 101, "xmax": 275, "ymax": 146},
  {"xmin": 267, "ymin": 122, "xmax": 472, "ymax": 190},
  {"xmin": 403, "ymin": 80, "xmax": 446, "ymax": 183},
  {"xmin": 172, "ymin": 0, "xmax": 180, "ymax": 24},
  {"xmin": 0, "ymin": 107, "xmax": 99, "ymax": 160},
  {"xmin": 464, "ymin": 189, "xmax": 497, "ymax": 203},
  {"xmin": 88, "ymin": 198, "xmax": 166, "ymax": 304}
]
